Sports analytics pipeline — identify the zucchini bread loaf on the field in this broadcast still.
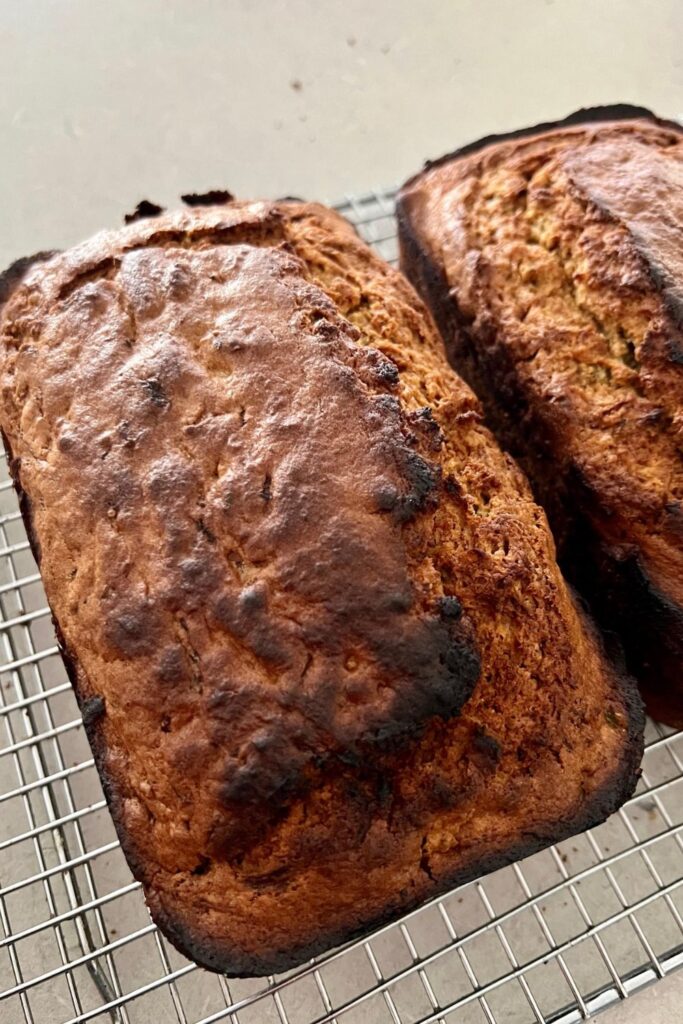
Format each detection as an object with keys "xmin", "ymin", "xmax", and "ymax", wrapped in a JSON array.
[
  {"xmin": 398, "ymin": 106, "xmax": 683, "ymax": 728},
  {"xmin": 0, "ymin": 198, "xmax": 642, "ymax": 975}
]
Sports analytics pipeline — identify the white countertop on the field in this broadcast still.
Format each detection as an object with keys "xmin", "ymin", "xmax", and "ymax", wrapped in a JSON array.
[
  {"xmin": 1, "ymin": 0, "xmax": 681, "ymax": 267},
  {"xmin": 1, "ymin": 2, "xmax": 682, "ymax": 1023}
]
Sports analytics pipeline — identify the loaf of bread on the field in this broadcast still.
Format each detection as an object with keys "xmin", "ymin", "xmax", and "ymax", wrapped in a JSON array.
[
  {"xmin": 398, "ymin": 105, "xmax": 683, "ymax": 728},
  {"xmin": 0, "ymin": 198, "xmax": 642, "ymax": 975}
]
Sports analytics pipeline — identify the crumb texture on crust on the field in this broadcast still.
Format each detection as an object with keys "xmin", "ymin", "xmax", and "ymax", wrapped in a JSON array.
[
  {"xmin": 0, "ymin": 200, "xmax": 642, "ymax": 974},
  {"xmin": 398, "ymin": 114, "xmax": 683, "ymax": 728}
]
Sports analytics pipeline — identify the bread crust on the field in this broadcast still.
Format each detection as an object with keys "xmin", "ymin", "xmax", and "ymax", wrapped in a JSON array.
[
  {"xmin": 0, "ymin": 200, "xmax": 643, "ymax": 974},
  {"xmin": 398, "ymin": 106, "xmax": 683, "ymax": 728}
]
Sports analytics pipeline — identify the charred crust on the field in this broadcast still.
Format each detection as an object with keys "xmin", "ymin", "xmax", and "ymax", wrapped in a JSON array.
[
  {"xmin": 438, "ymin": 596, "xmax": 463, "ymax": 620},
  {"xmin": 181, "ymin": 189, "xmax": 234, "ymax": 207},
  {"xmin": 44, "ymin": 572, "xmax": 643, "ymax": 983},
  {"xmin": 17, "ymin": 484, "xmax": 42, "ymax": 566},
  {"xmin": 0, "ymin": 250, "xmax": 59, "ymax": 307},
  {"xmin": 408, "ymin": 406, "xmax": 445, "ymax": 451},
  {"xmin": 81, "ymin": 695, "xmax": 106, "ymax": 728},
  {"xmin": 406, "ymin": 105, "xmax": 682, "ymax": 184},
  {"xmin": 567, "ymin": 522, "xmax": 683, "ymax": 727},
  {"xmin": 206, "ymin": 600, "xmax": 481, "ymax": 839},
  {"xmin": 124, "ymin": 200, "xmax": 165, "ymax": 225},
  {"xmin": 471, "ymin": 725, "xmax": 501, "ymax": 764},
  {"xmin": 391, "ymin": 447, "xmax": 440, "ymax": 523},
  {"xmin": 190, "ymin": 855, "xmax": 211, "ymax": 876},
  {"xmin": 140, "ymin": 377, "xmax": 169, "ymax": 407},
  {"xmin": 374, "ymin": 358, "xmax": 401, "ymax": 389},
  {"xmin": 150, "ymin": 713, "xmax": 642, "ymax": 977}
]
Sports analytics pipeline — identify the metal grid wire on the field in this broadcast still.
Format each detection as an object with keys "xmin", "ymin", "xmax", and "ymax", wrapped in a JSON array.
[{"xmin": 1, "ymin": 188, "xmax": 683, "ymax": 1024}]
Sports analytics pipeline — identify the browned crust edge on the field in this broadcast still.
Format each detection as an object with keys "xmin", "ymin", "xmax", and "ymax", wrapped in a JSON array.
[
  {"xmin": 144, "ymin": 655, "xmax": 643, "ymax": 977},
  {"xmin": 1, "ymin": 367, "xmax": 644, "ymax": 979},
  {"xmin": 401, "ymin": 104, "xmax": 683, "ymax": 189},
  {"xmin": 0, "ymin": 251, "xmax": 61, "ymax": 308},
  {"xmin": 396, "ymin": 139, "xmax": 683, "ymax": 728}
]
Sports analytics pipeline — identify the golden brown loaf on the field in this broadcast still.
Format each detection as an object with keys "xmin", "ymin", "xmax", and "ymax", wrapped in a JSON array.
[
  {"xmin": 0, "ymin": 198, "xmax": 642, "ymax": 975},
  {"xmin": 398, "ymin": 106, "xmax": 683, "ymax": 728}
]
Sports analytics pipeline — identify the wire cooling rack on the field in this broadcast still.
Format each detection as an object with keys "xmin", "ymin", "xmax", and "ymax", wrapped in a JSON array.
[{"xmin": 1, "ymin": 190, "xmax": 683, "ymax": 1024}]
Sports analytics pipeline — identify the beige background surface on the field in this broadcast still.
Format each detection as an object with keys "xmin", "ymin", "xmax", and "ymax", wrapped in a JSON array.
[
  {"xmin": 1, "ymin": 0, "xmax": 682, "ymax": 267},
  {"xmin": 1, "ymin": 2, "xmax": 682, "ymax": 1023}
]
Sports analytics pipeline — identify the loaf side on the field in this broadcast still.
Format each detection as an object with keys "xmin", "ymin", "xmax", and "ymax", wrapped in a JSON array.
[{"xmin": 398, "ymin": 107, "xmax": 683, "ymax": 727}]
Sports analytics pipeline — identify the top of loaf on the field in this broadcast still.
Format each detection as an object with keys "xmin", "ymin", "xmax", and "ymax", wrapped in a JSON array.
[
  {"xmin": 0, "ymin": 200, "xmax": 640, "ymax": 973},
  {"xmin": 0, "ymin": 201, "xmax": 483, "ymax": 835},
  {"xmin": 408, "ymin": 104, "xmax": 682, "ymax": 175},
  {"xmin": 399, "ymin": 111, "xmax": 683, "ymax": 605}
]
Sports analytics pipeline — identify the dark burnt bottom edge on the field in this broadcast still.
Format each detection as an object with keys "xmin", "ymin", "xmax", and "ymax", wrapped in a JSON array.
[{"xmin": 148, "ymin": 727, "xmax": 642, "ymax": 978}]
